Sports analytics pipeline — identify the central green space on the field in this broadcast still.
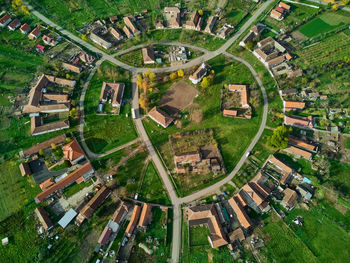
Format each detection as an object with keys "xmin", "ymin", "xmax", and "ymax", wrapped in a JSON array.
[{"xmin": 143, "ymin": 54, "xmax": 263, "ymax": 196}]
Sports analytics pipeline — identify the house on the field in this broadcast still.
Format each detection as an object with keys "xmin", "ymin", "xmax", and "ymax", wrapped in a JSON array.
[
  {"xmin": 23, "ymin": 74, "xmax": 74, "ymax": 114},
  {"xmin": 169, "ymin": 13, "xmax": 181, "ymax": 28},
  {"xmin": 279, "ymin": 2, "xmax": 291, "ymax": 11},
  {"xmin": 241, "ymin": 182, "xmax": 270, "ymax": 213},
  {"xmin": 100, "ymin": 82, "xmax": 125, "ymax": 113},
  {"xmin": 109, "ymin": 15, "xmax": 118, "ymax": 24},
  {"xmin": 29, "ymin": 27, "xmax": 41, "ymax": 40},
  {"xmin": 75, "ymin": 186, "xmax": 111, "ymax": 225},
  {"xmin": 283, "ymin": 101, "xmax": 305, "ymax": 112},
  {"xmin": 174, "ymin": 151, "xmax": 201, "ymax": 166},
  {"xmin": 280, "ymin": 88, "xmax": 297, "ymax": 96},
  {"xmin": 8, "ymin": 18, "xmax": 20, "ymax": 31},
  {"xmin": 189, "ymin": 63, "xmax": 207, "ymax": 84},
  {"xmin": 204, "ymin": 16, "xmax": 218, "ymax": 34},
  {"xmin": 110, "ymin": 27, "xmax": 123, "ymax": 41},
  {"xmin": 284, "ymin": 115, "xmax": 313, "ymax": 128},
  {"xmin": 23, "ymin": 134, "xmax": 66, "ymax": 157},
  {"xmin": 142, "ymin": 48, "xmax": 155, "ymax": 64},
  {"xmin": 123, "ymin": 16, "xmax": 140, "ymax": 35},
  {"xmin": 185, "ymin": 11, "xmax": 200, "ymax": 30},
  {"xmin": 62, "ymin": 62, "xmax": 82, "ymax": 73},
  {"xmin": 270, "ymin": 9, "xmax": 284, "ymax": 20},
  {"xmin": 20, "ymin": 23, "xmax": 30, "ymax": 34},
  {"xmin": 138, "ymin": 203, "xmax": 152, "ymax": 228},
  {"xmin": 98, "ymin": 226, "xmax": 113, "ymax": 246},
  {"xmin": 296, "ymin": 185, "xmax": 312, "ymax": 200},
  {"xmin": 58, "ymin": 208, "xmax": 77, "ymax": 228},
  {"xmin": 288, "ymin": 136, "xmax": 317, "ymax": 153},
  {"xmin": 42, "ymin": 34, "xmax": 56, "ymax": 46},
  {"xmin": 267, "ymin": 155, "xmax": 302, "ymax": 185},
  {"xmin": 90, "ymin": 29, "xmax": 111, "ymax": 49},
  {"xmin": 228, "ymin": 85, "xmax": 249, "ymax": 108},
  {"xmin": 19, "ymin": 162, "xmax": 31, "ymax": 177},
  {"xmin": 125, "ymin": 205, "xmax": 142, "ymax": 237},
  {"xmin": 284, "ymin": 146, "xmax": 312, "ymax": 160},
  {"xmin": 266, "ymin": 55, "xmax": 285, "ymax": 68},
  {"xmin": 63, "ymin": 139, "xmax": 85, "ymax": 163},
  {"xmin": 287, "ymin": 69, "xmax": 303, "ymax": 78},
  {"xmin": 275, "ymin": 6, "xmax": 285, "ymax": 14},
  {"xmin": 186, "ymin": 204, "xmax": 228, "ymax": 248},
  {"xmin": 111, "ymin": 202, "xmax": 129, "ymax": 224},
  {"xmin": 79, "ymin": 51, "xmax": 95, "ymax": 64},
  {"xmin": 148, "ymin": 106, "xmax": 174, "ymax": 128},
  {"xmin": 0, "ymin": 13, "xmax": 12, "ymax": 28},
  {"xmin": 40, "ymin": 178, "xmax": 55, "ymax": 190},
  {"xmin": 35, "ymin": 207, "xmax": 53, "ymax": 231},
  {"xmin": 35, "ymin": 162, "xmax": 94, "ymax": 203},
  {"xmin": 122, "ymin": 26, "xmax": 133, "ymax": 38},
  {"xmin": 239, "ymin": 24, "xmax": 265, "ymax": 47},
  {"xmin": 228, "ymin": 227, "xmax": 245, "ymax": 243},
  {"xmin": 281, "ymin": 188, "xmax": 298, "ymax": 210},
  {"xmin": 223, "ymin": 109, "xmax": 237, "ymax": 117},
  {"xmin": 164, "ymin": 7, "xmax": 180, "ymax": 15},
  {"xmin": 31, "ymin": 116, "xmax": 69, "ymax": 136},
  {"xmin": 217, "ymin": 26, "xmax": 231, "ymax": 39},
  {"xmin": 228, "ymin": 196, "xmax": 252, "ymax": 229},
  {"xmin": 2, "ymin": 237, "xmax": 9, "ymax": 246},
  {"xmin": 36, "ymin": 44, "xmax": 45, "ymax": 53},
  {"xmin": 285, "ymin": 53, "xmax": 293, "ymax": 61}
]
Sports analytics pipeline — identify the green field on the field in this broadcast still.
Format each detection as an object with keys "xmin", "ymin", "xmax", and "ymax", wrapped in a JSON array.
[
  {"xmin": 83, "ymin": 61, "xmax": 138, "ymax": 154},
  {"xmin": 143, "ymin": 54, "xmax": 263, "ymax": 195},
  {"xmin": 189, "ymin": 225, "xmax": 210, "ymax": 246},
  {"xmin": 299, "ymin": 12, "xmax": 350, "ymax": 38},
  {"xmin": 139, "ymin": 162, "xmax": 171, "ymax": 205}
]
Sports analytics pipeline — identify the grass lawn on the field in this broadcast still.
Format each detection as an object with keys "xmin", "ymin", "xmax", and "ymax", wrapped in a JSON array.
[
  {"xmin": 139, "ymin": 162, "xmax": 171, "ymax": 205},
  {"xmin": 259, "ymin": 213, "xmax": 318, "ymax": 263},
  {"xmin": 299, "ymin": 12, "xmax": 350, "ymax": 38},
  {"xmin": 189, "ymin": 225, "xmax": 210, "ymax": 246},
  {"xmin": 0, "ymin": 160, "xmax": 41, "ymax": 221},
  {"xmin": 63, "ymin": 178, "xmax": 94, "ymax": 198},
  {"xmin": 143, "ymin": 54, "xmax": 263, "ymax": 195},
  {"xmin": 345, "ymin": 138, "xmax": 350, "ymax": 150},
  {"xmin": 327, "ymin": 160, "xmax": 350, "ymax": 199},
  {"xmin": 130, "ymin": 207, "xmax": 171, "ymax": 263},
  {"xmin": 91, "ymin": 148, "xmax": 129, "ymax": 171},
  {"xmin": 83, "ymin": 61, "xmax": 138, "ymax": 154}
]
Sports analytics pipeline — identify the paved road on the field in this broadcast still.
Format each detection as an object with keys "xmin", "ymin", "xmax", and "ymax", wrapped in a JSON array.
[{"xmin": 26, "ymin": 1, "xmax": 273, "ymax": 262}]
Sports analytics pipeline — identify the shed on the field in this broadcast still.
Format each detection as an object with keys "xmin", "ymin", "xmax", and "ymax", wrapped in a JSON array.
[
  {"xmin": 2, "ymin": 237, "xmax": 9, "ymax": 246},
  {"xmin": 58, "ymin": 208, "xmax": 77, "ymax": 228}
]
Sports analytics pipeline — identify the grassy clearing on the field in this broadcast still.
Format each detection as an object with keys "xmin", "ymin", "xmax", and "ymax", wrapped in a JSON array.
[
  {"xmin": 189, "ymin": 225, "xmax": 210, "ymax": 246},
  {"xmin": 63, "ymin": 179, "xmax": 94, "ymax": 198},
  {"xmin": 139, "ymin": 162, "xmax": 171, "ymax": 205},
  {"xmin": 83, "ymin": 61, "xmax": 138, "ymax": 154},
  {"xmin": 327, "ymin": 160, "xmax": 350, "ymax": 199},
  {"xmin": 143, "ymin": 54, "xmax": 262, "ymax": 195},
  {"xmin": 91, "ymin": 148, "xmax": 128, "ymax": 171},
  {"xmin": 345, "ymin": 138, "xmax": 350, "ymax": 150},
  {"xmin": 259, "ymin": 213, "xmax": 318, "ymax": 263}
]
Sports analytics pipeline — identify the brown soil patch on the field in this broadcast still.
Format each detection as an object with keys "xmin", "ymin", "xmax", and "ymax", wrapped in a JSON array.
[{"xmin": 159, "ymin": 80, "xmax": 198, "ymax": 115}]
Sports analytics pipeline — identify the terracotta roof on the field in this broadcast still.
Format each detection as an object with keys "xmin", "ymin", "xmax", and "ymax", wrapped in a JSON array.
[
  {"xmin": 169, "ymin": 13, "xmax": 180, "ymax": 27},
  {"xmin": 174, "ymin": 151, "xmax": 201, "ymax": 164},
  {"xmin": 0, "ymin": 13, "xmax": 11, "ymax": 25},
  {"xmin": 288, "ymin": 137, "xmax": 316, "ymax": 151},
  {"xmin": 142, "ymin": 48, "xmax": 155, "ymax": 64},
  {"xmin": 138, "ymin": 203, "xmax": 152, "ymax": 227},
  {"xmin": 19, "ymin": 162, "xmax": 31, "ymax": 177},
  {"xmin": 258, "ymin": 36, "xmax": 274, "ymax": 47},
  {"xmin": 282, "ymin": 188, "xmax": 297, "ymax": 208},
  {"xmin": 42, "ymin": 34, "xmax": 56, "ymax": 46},
  {"xmin": 228, "ymin": 84, "xmax": 249, "ymax": 107},
  {"xmin": 228, "ymin": 197, "xmax": 252, "ymax": 229},
  {"xmin": 228, "ymin": 227, "xmax": 245, "ymax": 242},
  {"xmin": 284, "ymin": 101, "xmax": 305, "ymax": 110},
  {"xmin": 279, "ymin": 2, "xmax": 291, "ymax": 10},
  {"xmin": 98, "ymin": 226, "xmax": 112, "ymax": 245},
  {"xmin": 242, "ymin": 183, "xmax": 266, "ymax": 207},
  {"xmin": 284, "ymin": 146, "xmax": 312, "ymax": 159},
  {"xmin": 125, "ymin": 205, "xmax": 141, "ymax": 236},
  {"xmin": 40, "ymin": 178, "xmax": 55, "ymax": 190},
  {"xmin": 284, "ymin": 115, "xmax": 313, "ymax": 127},
  {"xmin": 268, "ymin": 155, "xmax": 292, "ymax": 176},
  {"xmin": 111, "ymin": 202, "xmax": 129, "ymax": 224},
  {"xmin": 275, "ymin": 6, "xmax": 285, "ymax": 14},
  {"xmin": 77, "ymin": 186, "xmax": 110, "ymax": 223},
  {"xmin": 270, "ymin": 9, "xmax": 283, "ymax": 20},
  {"xmin": 223, "ymin": 109, "xmax": 238, "ymax": 117},
  {"xmin": 123, "ymin": 16, "xmax": 139, "ymax": 35},
  {"xmin": 189, "ymin": 63, "xmax": 206, "ymax": 81},
  {"xmin": 62, "ymin": 62, "xmax": 81, "ymax": 73},
  {"xmin": 285, "ymin": 53, "xmax": 293, "ymax": 60},
  {"xmin": 20, "ymin": 23, "xmax": 30, "ymax": 33},
  {"xmin": 266, "ymin": 55, "xmax": 285, "ymax": 67},
  {"xmin": 204, "ymin": 16, "xmax": 217, "ymax": 33},
  {"xmin": 79, "ymin": 51, "xmax": 95, "ymax": 64},
  {"xmin": 63, "ymin": 139, "xmax": 85, "ymax": 162},
  {"xmin": 148, "ymin": 107, "xmax": 174, "ymax": 128},
  {"xmin": 287, "ymin": 69, "xmax": 303, "ymax": 78},
  {"xmin": 8, "ymin": 18, "xmax": 20, "ymax": 29},
  {"xmin": 23, "ymin": 134, "xmax": 66, "ymax": 156},
  {"xmin": 31, "ymin": 116, "xmax": 69, "ymax": 135},
  {"xmin": 35, "ymin": 162, "xmax": 93, "ymax": 203},
  {"xmin": 185, "ymin": 11, "xmax": 199, "ymax": 28},
  {"xmin": 110, "ymin": 27, "xmax": 123, "ymax": 40},
  {"xmin": 29, "ymin": 27, "xmax": 41, "ymax": 39},
  {"xmin": 100, "ymin": 82, "xmax": 125, "ymax": 107},
  {"xmin": 35, "ymin": 207, "xmax": 53, "ymax": 231},
  {"xmin": 122, "ymin": 25, "xmax": 133, "ymax": 38},
  {"xmin": 187, "ymin": 204, "xmax": 227, "ymax": 248}
]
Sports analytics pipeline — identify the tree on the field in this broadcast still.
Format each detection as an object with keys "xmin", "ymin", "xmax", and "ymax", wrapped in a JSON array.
[
  {"xmin": 198, "ymin": 9, "xmax": 204, "ymax": 16},
  {"xmin": 245, "ymin": 41, "xmax": 254, "ymax": 51},
  {"xmin": 20, "ymin": 4, "xmax": 29, "ymax": 14},
  {"xmin": 51, "ymin": 143, "xmax": 57, "ymax": 150},
  {"xmin": 81, "ymin": 34, "xmax": 88, "ymax": 41},
  {"xmin": 332, "ymin": 4, "xmax": 338, "ymax": 10},
  {"xmin": 144, "ymin": 69, "xmax": 151, "ymax": 78},
  {"xmin": 177, "ymin": 69, "xmax": 184, "ymax": 78},
  {"xmin": 342, "ymin": 0, "xmax": 349, "ymax": 5},
  {"xmin": 66, "ymin": 73, "xmax": 70, "ymax": 79},
  {"xmin": 139, "ymin": 93, "xmax": 149, "ymax": 111},
  {"xmin": 201, "ymin": 77, "xmax": 210, "ymax": 88},
  {"xmin": 69, "ymin": 108, "xmax": 76, "ymax": 118},
  {"xmin": 169, "ymin": 72, "xmax": 178, "ymax": 81},
  {"xmin": 38, "ymin": 149, "xmax": 44, "ymax": 156},
  {"xmin": 327, "ymin": 2, "xmax": 332, "ymax": 9},
  {"xmin": 141, "ymin": 78, "xmax": 150, "ymax": 94},
  {"xmin": 64, "ymin": 160, "xmax": 71, "ymax": 168},
  {"xmin": 266, "ymin": 126, "xmax": 292, "ymax": 149},
  {"xmin": 149, "ymin": 72, "xmax": 156, "ymax": 82}
]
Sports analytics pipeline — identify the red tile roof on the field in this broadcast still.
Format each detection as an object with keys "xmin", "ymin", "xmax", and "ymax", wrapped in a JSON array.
[
  {"xmin": 138, "ymin": 203, "xmax": 152, "ymax": 227},
  {"xmin": 125, "ymin": 205, "xmax": 141, "ymax": 236},
  {"xmin": 35, "ymin": 207, "xmax": 53, "ymax": 231},
  {"xmin": 285, "ymin": 115, "xmax": 313, "ymax": 127},
  {"xmin": 63, "ymin": 139, "xmax": 85, "ymax": 162},
  {"xmin": 35, "ymin": 162, "xmax": 93, "ymax": 203},
  {"xmin": 40, "ymin": 178, "xmax": 55, "ymax": 190},
  {"xmin": 288, "ymin": 137, "xmax": 316, "ymax": 151},
  {"xmin": 223, "ymin": 109, "xmax": 238, "ymax": 117},
  {"xmin": 20, "ymin": 23, "xmax": 30, "ymax": 33},
  {"xmin": 19, "ymin": 162, "xmax": 31, "ymax": 177},
  {"xmin": 0, "ymin": 13, "xmax": 11, "ymax": 25},
  {"xmin": 148, "ymin": 107, "xmax": 174, "ymax": 128},
  {"xmin": 284, "ymin": 101, "xmax": 305, "ymax": 110},
  {"xmin": 279, "ymin": 2, "xmax": 291, "ymax": 10},
  {"xmin": 228, "ymin": 197, "xmax": 252, "ymax": 229},
  {"xmin": 98, "ymin": 226, "xmax": 112, "ymax": 245},
  {"xmin": 23, "ymin": 134, "xmax": 66, "ymax": 156}
]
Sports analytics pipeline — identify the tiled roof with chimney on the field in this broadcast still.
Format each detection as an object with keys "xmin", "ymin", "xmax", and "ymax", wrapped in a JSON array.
[
  {"xmin": 148, "ymin": 107, "xmax": 174, "ymax": 128},
  {"xmin": 40, "ymin": 178, "xmax": 55, "ymax": 190},
  {"xmin": 138, "ymin": 203, "xmax": 152, "ymax": 227},
  {"xmin": 142, "ymin": 48, "xmax": 155, "ymax": 64},
  {"xmin": 228, "ymin": 196, "xmax": 252, "ymax": 229},
  {"xmin": 125, "ymin": 205, "xmax": 141, "ymax": 236},
  {"xmin": 63, "ymin": 139, "xmax": 85, "ymax": 162}
]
